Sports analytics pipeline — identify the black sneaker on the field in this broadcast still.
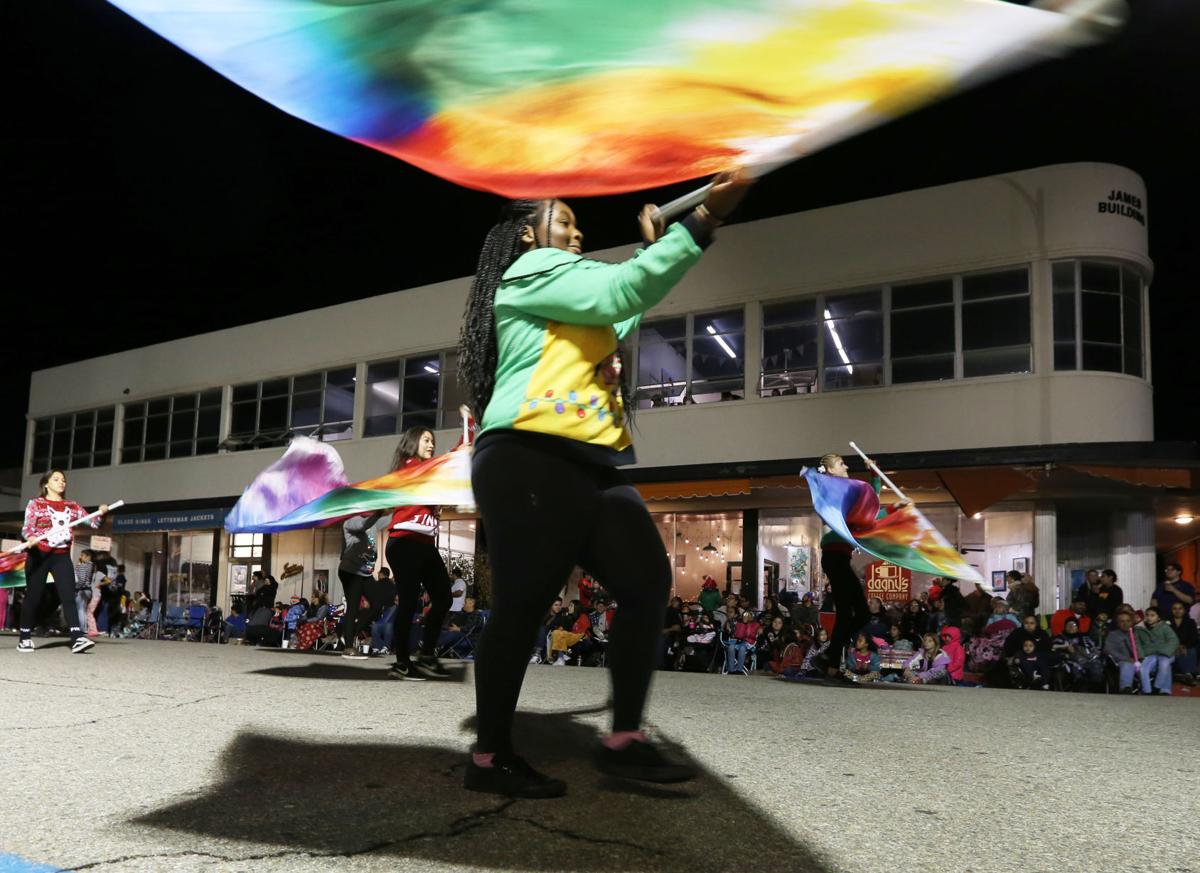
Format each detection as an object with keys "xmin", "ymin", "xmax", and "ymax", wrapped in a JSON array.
[
  {"xmin": 388, "ymin": 661, "xmax": 426, "ymax": 681},
  {"xmin": 71, "ymin": 637, "xmax": 96, "ymax": 654},
  {"xmin": 412, "ymin": 654, "xmax": 451, "ymax": 680},
  {"xmin": 595, "ymin": 739, "xmax": 695, "ymax": 783},
  {"xmin": 16, "ymin": 639, "xmax": 34, "ymax": 653},
  {"xmin": 464, "ymin": 755, "xmax": 566, "ymax": 799}
]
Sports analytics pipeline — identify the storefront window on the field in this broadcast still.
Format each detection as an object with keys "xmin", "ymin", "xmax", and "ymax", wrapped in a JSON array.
[
  {"xmin": 758, "ymin": 511, "xmax": 824, "ymax": 601},
  {"xmin": 167, "ymin": 532, "xmax": 215, "ymax": 608},
  {"xmin": 229, "ymin": 533, "xmax": 264, "ymax": 559},
  {"xmin": 437, "ymin": 520, "xmax": 477, "ymax": 593},
  {"xmin": 651, "ymin": 512, "xmax": 744, "ymax": 601},
  {"xmin": 31, "ymin": 406, "xmax": 115, "ymax": 473}
]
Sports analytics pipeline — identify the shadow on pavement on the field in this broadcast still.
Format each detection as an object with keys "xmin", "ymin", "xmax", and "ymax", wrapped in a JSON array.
[
  {"xmin": 133, "ymin": 707, "xmax": 831, "ymax": 872},
  {"xmin": 247, "ymin": 662, "xmax": 469, "ymax": 683}
]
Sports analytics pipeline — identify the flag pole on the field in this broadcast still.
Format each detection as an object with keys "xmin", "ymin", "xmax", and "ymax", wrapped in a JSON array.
[
  {"xmin": 6, "ymin": 499, "xmax": 124, "ymax": 556},
  {"xmin": 846, "ymin": 442, "xmax": 909, "ymax": 503}
]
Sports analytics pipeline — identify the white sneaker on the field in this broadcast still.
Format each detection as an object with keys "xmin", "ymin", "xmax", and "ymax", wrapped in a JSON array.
[
  {"xmin": 17, "ymin": 639, "xmax": 34, "ymax": 653},
  {"xmin": 553, "ymin": 654, "xmax": 566, "ymax": 666},
  {"xmin": 341, "ymin": 650, "xmax": 368, "ymax": 660},
  {"xmin": 71, "ymin": 637, "xmax": 96, "ymax": 654}
]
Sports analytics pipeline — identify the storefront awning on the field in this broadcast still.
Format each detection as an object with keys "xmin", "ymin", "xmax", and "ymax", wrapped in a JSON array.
[
  {"xmin": 637, "ymin": 479, "xmax": 752, "ymax": 500},
  {"xmin": 1064, "ymin": 465, "xmax": 1196, "ymax": 489},
  {"xmin": 936, "ymin": 468, "xmax": 1039, "ymax": 518}
]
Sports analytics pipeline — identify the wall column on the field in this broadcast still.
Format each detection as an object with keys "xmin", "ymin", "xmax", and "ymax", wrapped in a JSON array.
[
  {"xmin": 1033, "ymin": 501, "xmax": 1058, "ymax": 614},
  {"xmin": 1109, "ymin": 509, "xmax": 1156, "ymax": 611},
  {"xmin": 741, "ymin": 509, "xmax": 759, "ymax": 608}
]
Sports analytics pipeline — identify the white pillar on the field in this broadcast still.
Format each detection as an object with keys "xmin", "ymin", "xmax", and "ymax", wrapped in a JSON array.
[
  {"xmin": 1033, "ymin": 502, "xmax": 1058, "ymax": 615},
  {"xmin": 1109, "ymin": 510, "xmax": 1156, "ymax": 612}
]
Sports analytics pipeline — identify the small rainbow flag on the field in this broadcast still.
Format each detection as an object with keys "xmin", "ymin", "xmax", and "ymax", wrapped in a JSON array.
[
  {"xmin": 105, "ymin": 0, "xmax": 1110, "ymax": 198},
  {"xmin": 803, "ymin": 468, "xmax": 983, "ymax": 584},
  {"xmin": 0, "ymin": 551, "xmax": 27, "ymax": 589},
  {"xmin": 226, "ymin": 440, "xmax": 474, "ymax": 533}
]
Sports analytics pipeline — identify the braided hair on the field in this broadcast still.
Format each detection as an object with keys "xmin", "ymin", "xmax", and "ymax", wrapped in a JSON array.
[{"xmin": 458, "ymin": 200, "xmax": 547, "ymax": 416}]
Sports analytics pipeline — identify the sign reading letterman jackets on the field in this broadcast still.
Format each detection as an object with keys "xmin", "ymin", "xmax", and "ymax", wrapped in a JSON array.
[
  {"xmin": 112, "ymin": 508, "xmax": 228, "ymax": 532},
  {"xmin": 865, "ymin": 561, "xmax": 912, "ymax": 605}
]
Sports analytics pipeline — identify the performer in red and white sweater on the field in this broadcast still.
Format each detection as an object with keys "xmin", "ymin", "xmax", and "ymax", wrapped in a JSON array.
[
  {"xmin": 18, "ymin": 469, "xmax": 108, "ymax": 654},
  {"xmin": 384, "ymin": 427, "xmax": 453, "ymax": 681}
]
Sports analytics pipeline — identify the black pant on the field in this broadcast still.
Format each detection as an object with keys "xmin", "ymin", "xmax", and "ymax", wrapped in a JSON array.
[
  {"xmin": 338, "ymin": 569, "xmax": 371, "ymax": 650},
  {"xmin": 471, "ymin": 439, "xmax": 671, "ymax": 756},
  {"xmin": 385, "ymin": 538, "xmax": 451, "ymax": 663},
  {"xmin": 822, "ymin": 549, "xmax": 869, "ymax": 661},
  {"xmin": 19, "ymin": 550, "xmax": 81, "ymax": 640}
]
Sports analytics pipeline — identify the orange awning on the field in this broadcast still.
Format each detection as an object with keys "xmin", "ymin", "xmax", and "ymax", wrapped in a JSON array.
[
  {"xmin": 637, "ymin": 478, "xmax": 752, "ymax": 500},
  {"xmin": 937, "ymin": 468, "xmax": 1038, "ymax": 517},
  {"xmin": 1065, "ymin": 465, "xmax": 1195, "ymax": 489}
]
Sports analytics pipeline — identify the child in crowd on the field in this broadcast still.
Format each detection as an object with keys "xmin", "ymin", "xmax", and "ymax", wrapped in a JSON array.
[
  {"xmin": 1014, "ymin": 638, "xmax": 1051, "ymax": 689},
  {"xmin": 939, "ymin": 626, "xmax": 966, "ymax": 684},
  {"xmin": 842, "ymin": 632, "xmax": 881, "ymax": 684},
  {"xmin": 1135, "ymin": 606, "xmax": 1179, "ymax": 695},
  {"xmin": 886, "ymin": 622, "xmax": 915, "ymax": 653},
  {"xmin": 787, "ymin": 627, "xmax": 830, "ymax": 679},
  {"xmin": 904, "ymin": 632, "xmax": 951, "ymax": 685},
  {"xmin": 986, "ymin": 597, "xmax": 1021, "ymax": 629},
  {"xmin": 1051, "ymin": 617, "xmax": 1103, "ymax": 691},
  {"xmin": 724, "ymin": 611, "xmax": 761, "ymax": 674},
  {"xmin": 1102, "ymin": 611, "xmax": 1139, "ymax": 693}
]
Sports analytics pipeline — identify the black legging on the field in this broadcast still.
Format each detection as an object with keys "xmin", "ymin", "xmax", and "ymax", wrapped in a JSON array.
[
  {"xmin": 385, "ymin": 537, "xmax": 451, "ymax": 663},
  {"xmin": 822, "ymin": 549, "xmax": 869, "ymax": 662},
  {"xmin": 337, "ymin": 569, "xmax": 370, "ymax": 650},
  {"xmin": 19, "ymin": 550, "xmax": 82, "ymax": 640},
  {"xmin": 471, "ymin": 438, "xmax": 671, "ymax": 756}
]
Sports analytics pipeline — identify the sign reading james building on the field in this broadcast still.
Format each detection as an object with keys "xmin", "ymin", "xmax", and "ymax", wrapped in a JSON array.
[{"xmin": 1098, "ymin": 189, "xmax": 1145, "ymax": 226}]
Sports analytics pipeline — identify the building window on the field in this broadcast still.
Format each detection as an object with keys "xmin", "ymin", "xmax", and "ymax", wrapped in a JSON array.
[
  {"xmin": 960, "ymin": 267, "xmax": 1031, "ymax": 377},
  {"xmin": 890, "ymin": 279, "xmax": 955, "ymax": 384},
  {"xmin": 636, "ymin": 309, "xmax": 744, "ymax": 407},
  {"xmin": 823, "ymin": 290, "xmax": 883, "ymax": 391},
  {"xmin": 31, "ymin": 407, "xmax": 115, "ymax": 473},
  {"xmin": 122, "ymin": 389, "xmax": 221, "ymax": 464},
  {"xmin": 761, "ymin": 299, "xmax": 818, "ymax": 395},
  {"xmin": 364, "ymin": 350, "xmax": 464, "ymax": 438},
  {"xmin": 228, "ymin": 369, "xmax": 355, "ymax": 450},
  {"xmin": 1052, "ymin": 260, "xmax": 1143, "ymax": 377},
  {"xmin": 229, "ymin": 533, "xmax": 264, "ymax": 559}
]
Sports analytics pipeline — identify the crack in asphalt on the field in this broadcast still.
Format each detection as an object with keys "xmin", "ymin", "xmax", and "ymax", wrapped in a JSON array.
[
  {"xmin": 5, "ymin": 693, "xmax": 227, "ymax": 732},
  {"xmin": 0, "ymin": 675, "xmax": 178, "ymax": 700},
  {"xmin": 502, "ymin": 811, "xmax": 664, "ymax": 855}
]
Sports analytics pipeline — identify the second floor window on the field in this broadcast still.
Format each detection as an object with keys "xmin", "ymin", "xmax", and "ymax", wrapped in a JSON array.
[
  {"xmin": 636, "ymin": 309, "xmax": 744, "ymax": 407},
  {"xmin": 229, "ymin": 368, "xmax": 355, "ymax": 450},
  {"xmin": 122, "ymin": 390, "xmax": 221, "ymax": 463},
  {"xmin": 31, "ymin": 407, "xmax": 115, "ymax": 473},
  {"xmin": 364, "ymin": 350, "xmax": 465, "ymax": 437}
]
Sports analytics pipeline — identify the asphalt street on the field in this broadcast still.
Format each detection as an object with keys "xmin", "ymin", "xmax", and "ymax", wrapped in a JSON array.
[{"xmin": 0, "ymin": 636, "xmax": 1196, "ymax": 873}]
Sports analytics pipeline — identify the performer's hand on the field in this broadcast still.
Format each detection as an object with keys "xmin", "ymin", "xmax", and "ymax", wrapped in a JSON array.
[
  {"xmin": 458, "ymin": 404, "xmax": 472, "ymax": 423},
  {"xmin": 702, "ymin": 166, "xmax": 753, "ymax": 221},
  {"xmin": 22, "ymin": 538, "xmax": 39, "ymax": 550},
  {"xmin": 893, "ymin": 500, "xmax": 912, "ymax": 510},
  {"xmin": 638, "ymin": 204, "xmax": 665, "ymax": 245},
  {"xmin": 99, "ymin": 504, "xmax": 109, "ymax": 515}
]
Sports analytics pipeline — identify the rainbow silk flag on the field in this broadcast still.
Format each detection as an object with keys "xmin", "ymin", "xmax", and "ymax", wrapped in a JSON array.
[
  {"xmin": 105, "ymin": 0, "xmax": 1116, "ymax": 198},
  {"xmin": 0, "ymin": 551, "xmax": 27, "ymax": 589},
  {"xmin": 802, "ymin": 468, "xmax": 984, "ymax": 584},
  {"xmin": 226, "ymin": 439, "xmax": 474, "ymax": 533}
]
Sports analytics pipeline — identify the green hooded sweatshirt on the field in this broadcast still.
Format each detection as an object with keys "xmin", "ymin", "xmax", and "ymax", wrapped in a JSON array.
[{"xmin": 479, "ymin": 221, "xmax": 702, "ymax": 462}]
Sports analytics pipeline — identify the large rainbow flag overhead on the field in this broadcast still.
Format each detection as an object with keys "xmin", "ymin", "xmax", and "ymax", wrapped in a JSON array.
[
  {"xmin": 802, "ymin": 468, "xmax": 984, "ymax": 584},
  {"xmin": 106, "ymin": 0, "xmax": 1120, "ymax": 198},
  {"xmin": 226, "ymin": 437, "xmax": 474, "ymax": 533}
]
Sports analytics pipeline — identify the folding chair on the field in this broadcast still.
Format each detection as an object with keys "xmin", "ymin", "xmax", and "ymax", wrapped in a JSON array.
[{"xmin": 185, "ymin": 604, "xmax": 207, "ymax": 642}]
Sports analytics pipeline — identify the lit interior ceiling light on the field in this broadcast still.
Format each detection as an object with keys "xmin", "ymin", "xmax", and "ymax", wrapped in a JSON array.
[
  {"xmin": 423, "ymin": 365, "xmax": 439, "ymax": 374},
  {"xmin": 705, "ymin": 324, "xmax": 737, "ymax": 359},
  {"xmin": 1175, "ymin": 515, "xmax": 1195, "ymax": 525},
  {"xmin": 972, "ymin": 513, "xmax": 982, "ymax": 520},
  {"xmin": 823, "ymin": 309, "xmax": 853, "ymax": 374}
]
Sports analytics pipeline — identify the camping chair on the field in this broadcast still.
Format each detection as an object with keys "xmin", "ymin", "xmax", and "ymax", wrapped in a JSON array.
[
  {"xmin": 134, "ymin": 601, "xmax": 162, "ymax": 640},
  {"xmin": 161, "ymin": 605, "xmax": 187, "ymax": 640},
  {"xmin": 185, "ymin": 604, "xmax": 207, "ymax": 641},
  {"xmin": 719, "ymin": 624, "xmax": 758, "ymax": 675},
  {"xmin": 437, "ymin": 610, "xmax": 489, "ymax": 659}
]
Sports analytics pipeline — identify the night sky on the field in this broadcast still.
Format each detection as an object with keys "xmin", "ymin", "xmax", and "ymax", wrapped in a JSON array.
[{"xmin": 6, "ymin": 0, "xmax": 1198, "ymax": 471}]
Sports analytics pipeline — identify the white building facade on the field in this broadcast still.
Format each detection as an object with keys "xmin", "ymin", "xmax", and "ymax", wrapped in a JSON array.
[{"xmin": 13, "ymin": 162, "xmax": 1164, "ymax": 618}]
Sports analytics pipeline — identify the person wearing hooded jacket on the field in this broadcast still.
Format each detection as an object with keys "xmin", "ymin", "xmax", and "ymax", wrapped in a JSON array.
[
  {"xmin": 939, "ymin": 625, "xmax": 966, "ymax": 683},
  {"xmin": 697, "ymin": 577, "xmax": 722, "ymax": 613}
]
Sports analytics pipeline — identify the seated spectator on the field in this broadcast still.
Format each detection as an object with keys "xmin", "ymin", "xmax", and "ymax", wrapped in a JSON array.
[
  {"xmin": 225, "ymin": 606, "xmax": 247, "ymax": 641},
  {"xmin": 1135, "ymin": 606, "xmax": 1179, "ymax": 696},
  {"xmin": 985, "ymin": 597, "xmax": 1021, "ymax": 629},
  {"xmin": 757, "ymin": 615, "xmax": 790, "ymax": 664},
  {"xmin": 886, "ymin": 622, "xmax": 914, "ymax": 653},
  {"xmin": 968, "ymin": 612, "xmax": 1017, "ymax": 674},
  {"xmin": 938, "ymin": 626, "xmax": 966, "ymax": 684},
  {"xmin": 673, "ymin": 612, "xmax": 719, "ymax": 672},
  {"xmin": 758, "ymin": 596, "xmax": 787, "ymax": 624},
  {"xmin": 548, "ymin": 600, "xmax": 588, "ymax": 665},
  {"xmin": 789, "ymin": 592, "xmax": 819, "ymax": 631},
  {"xmin": 437, "ymin": 596, "xmax": 484, "ymax": 658},
  {"xmin": 786, "ymin": 626, "xmax": 831, "ymax": 679},
  {"xmin": 819, "ymin": 581, "xmax": 835, "ymax": 613},
  {"xmin": 284, "ymin": 597, "xmax": 308, "ymax": 637},
  {"xmin": 1152, "ymin": 563, "xmax": 1195, "ymax": 617},
  {"xmin": 698, "ymin": 576, "xmax": 722, "ymax": 613},
  {"xmin": 662, "ymin": 596, "xmax": 685, "ymax": 665},
  {"xmin": 903, "ymin": 632, "xmax": 951, "ymax": 685},
  {"xmin": 1167, "ymin": 601, "xmax": 1198, "ymax": 684},
  {"xmin": 370, "ymin": 600, "xmax": 399, "ymax": 654},
  {"xmin": 307, "ymin": 593, "xmax": 331, "ymax": 622},
  {"xmin": 724, "ymin": 611, "xmax": 761, "ymax": 675},
  {"xmin": 842, "ymin": 632, "xmax": 881, "ymax": 683},
  {"xmin": 1050, "ymin": 617, "xmax": 1103, "ymax": 692},
  {"xmin": 769, "ymin": 627, "xmax": 810, "ymax": 675},
  {"xmin": 713, "ymin": 594, "xmax": 738, "ymax": 629},
  {"xmin": 1103, "ymin": 611, "xmax": 1139, "ymax": 693},
  {"xmin": 245, "ymin": 605, "xmax": 283, "ymax": 647},
  {"xmin": 863, "ymin": 597, "xmax": 890, "ymax": 642},
  {"xmin": 531, "ymin": 597, "xmax": 569, "ymax": 663},
  {"xmin": 899, "ymin": 599, "xmax": 928, "ymax": 644},
  {"xmin": 1003, "ymin": 614, "xmax": 1052, "ymax": 659},
  {"xmin": 1050, "ymin": 597, "xmax": 1093, "ymax": 637},
  {"xmin": 1013, "ymin": 638, "xmax": 1051, "ymax": 690}
]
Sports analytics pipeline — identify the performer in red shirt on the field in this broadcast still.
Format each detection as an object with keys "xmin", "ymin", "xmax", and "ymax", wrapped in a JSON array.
[{"xmin": 18, "ymin": 470, "xmax": 108, "ymax": 654}]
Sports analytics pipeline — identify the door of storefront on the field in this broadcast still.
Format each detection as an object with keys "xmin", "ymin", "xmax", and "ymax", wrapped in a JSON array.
[{"xmin": 166, "ymin": 531, "xmax": 217, "ymax": 608}]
